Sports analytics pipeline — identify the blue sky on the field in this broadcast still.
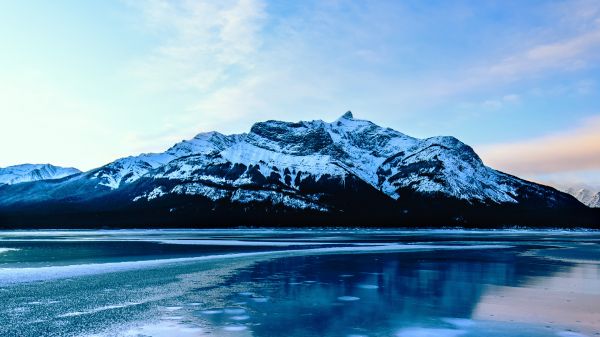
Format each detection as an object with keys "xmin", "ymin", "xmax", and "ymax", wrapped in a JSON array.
[{"xmin": 1, "ymin": 0, "xmax": 599, "ymax": 189}]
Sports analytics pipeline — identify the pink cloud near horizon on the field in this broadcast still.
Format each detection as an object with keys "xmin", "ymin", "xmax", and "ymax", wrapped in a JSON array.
[{"xmin": 475, "ymin": 115, "xmax": 600, "ymax": 177}]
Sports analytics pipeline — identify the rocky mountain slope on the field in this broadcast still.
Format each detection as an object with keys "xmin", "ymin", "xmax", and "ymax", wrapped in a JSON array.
[{"xmin": 0, "ymin": 112, "xmax": 594, "ymax": 227}]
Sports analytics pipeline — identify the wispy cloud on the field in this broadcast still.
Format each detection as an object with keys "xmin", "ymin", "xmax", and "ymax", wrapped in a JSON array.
[
  {"xmin": 428, "ymin": 1, "xmax": 600, "ymax": 97},
  {"xmin": 130, "ymin": 0, "xmax": 267, "ymax": 92},
  {"xmin": 476, "ymin": 115, "xmax": 600, "ymax": 175},
  {"xmin": 128, "ymin": 0, "xmax": 600, "ymax": 114},
  {"xmin": 480, "ymin": 94, "xmax": 521, "ymax": 110},
  {"xmin": 484, "ymin": 30, "xmax": 600, "ymax": 78}
]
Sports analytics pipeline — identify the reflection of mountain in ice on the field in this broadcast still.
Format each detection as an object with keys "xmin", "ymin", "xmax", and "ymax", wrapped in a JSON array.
[{"xmin": 216, "ymin": 249, "xmax": 565, "ymax": 337}]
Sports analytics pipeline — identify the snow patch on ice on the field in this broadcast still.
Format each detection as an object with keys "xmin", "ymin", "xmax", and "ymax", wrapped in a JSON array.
[{"xmin": 0, "ymin": 244, "xmax": 511, "ymax": 285}]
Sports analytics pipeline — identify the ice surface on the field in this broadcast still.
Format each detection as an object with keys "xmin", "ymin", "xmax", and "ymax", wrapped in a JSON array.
[{"xmin": 1, "ymin": 230, "xmax": 599, "ymax": 337}]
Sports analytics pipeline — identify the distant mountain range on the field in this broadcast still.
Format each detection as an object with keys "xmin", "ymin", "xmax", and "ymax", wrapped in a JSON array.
[
  {"xmin": 0, "ymin": 112, "xmax": 597, "ymax": 228},
  {"xmin": 0, "ymin": 164, "xmax": 80, "ymax": 185},
  {"xmin": 564, "ymin": 188, "xmax": 600, "ymax": 208}
]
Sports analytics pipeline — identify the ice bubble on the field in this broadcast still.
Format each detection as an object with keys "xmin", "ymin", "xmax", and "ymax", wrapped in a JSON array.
[
  {"xmin": 238, "ymin": 292, "xmax": 254, "ymax": 296},
  {"xmin": 224, "ymin": 307, "xmax": 246, "ymax": 315},
  {"xmin": 230, "ymin": 315, "xmax": 250, "ymax": 321},
  {"xmin": 356, "ymin": 284, "xmax": 379, "ymax": 289},
  {"xmin": 339, "ymin": 274, "xmax": 354, "ymax": 278},
  {"xmin": 162, "ymin": 306, "xmax": 182, "ymax": 311},
  {"xmin": 122, "ymin": 322, "xmax": 204, "ymax": 337},
  {"xmin": 223, "ymin": 325, "xmax": 248, "ymax": 331},
  {"xmin": 200, "ymin": 309, "xmax": 224, "ymax": 315},
  {"xmin": 337, "ymin": 296, "xmax": 360, "ymax": 301},
  {"xmin": 251, "ymin": 297, "xmax": 268, "ymax": 303}
]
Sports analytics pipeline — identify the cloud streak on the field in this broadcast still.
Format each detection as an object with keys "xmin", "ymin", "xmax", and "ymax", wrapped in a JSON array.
[{"xmin": 421, "ymin": 0, "xmax": 600, "ymax": 99}]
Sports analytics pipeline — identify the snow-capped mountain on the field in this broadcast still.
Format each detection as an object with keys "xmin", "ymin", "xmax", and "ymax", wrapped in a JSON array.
[
  {"xmin": 0, "ymin": 164, "xmax": 80, "ymax": 185},
  {"xmin": 0, "ymin": 112, "xmax": 592, "ymax": 227},
  {"xmin": 565, "ymin": 188, "xmax": 600, "ymax": 208},
  {"xmin": 105, "ymin": 111, "xmax": 570, "ymax": 207}
]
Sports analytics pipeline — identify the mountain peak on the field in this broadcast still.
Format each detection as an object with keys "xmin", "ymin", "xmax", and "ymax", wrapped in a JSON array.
[{"xmin": 341, "ymin": 111, "xmax": 354, "ymax": 119}]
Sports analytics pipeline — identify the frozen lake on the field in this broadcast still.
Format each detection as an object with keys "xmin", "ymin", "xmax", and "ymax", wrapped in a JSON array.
[{"xmin": 0, "ymin": 229, "xmax": 598, "ymax": 336}]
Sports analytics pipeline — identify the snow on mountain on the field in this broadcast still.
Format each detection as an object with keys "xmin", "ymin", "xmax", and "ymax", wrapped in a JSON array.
[
  {"xmin": 0, "ymin": 164, "xmax": 80, "ymax": 185},
  {"xmin": 90, "ymin": 131, "xmax": 241, "ymax": 189},
  {"xmin": 121, "ymin": 111, "xmax": 568, "ymax": 208},
  {"xmin": 565, "ymin": 188, "xmax": 600, "ymax": 208}
]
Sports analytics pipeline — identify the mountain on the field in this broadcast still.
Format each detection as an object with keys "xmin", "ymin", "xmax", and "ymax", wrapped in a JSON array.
[
  {"xmin": 0, "ymin": 112, "xmax": 596, "ymax": 228},
  {"xmin": 565, "ymin": 188, "xmax": 600, "ymax": 208},
  {"xmin": 0, "ymin": 164, "xmax": 80, "ymax": 186}
]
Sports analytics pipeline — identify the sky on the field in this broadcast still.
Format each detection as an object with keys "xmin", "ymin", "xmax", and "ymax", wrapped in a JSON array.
[{"xmin": 1, "ymin": 0, "xmax": 599, "ymax": 190}]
